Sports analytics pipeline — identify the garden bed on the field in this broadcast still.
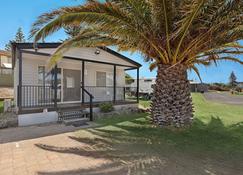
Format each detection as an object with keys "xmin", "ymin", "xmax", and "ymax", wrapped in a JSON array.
[{"xmin": 0, "ymin": 112, "xmax": 18, "ymax": 129}]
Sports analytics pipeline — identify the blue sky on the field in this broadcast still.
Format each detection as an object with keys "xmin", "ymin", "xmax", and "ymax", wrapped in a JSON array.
[{"xmin": 0, "ymin": 0, "xmax": 242, "ymax": 83}]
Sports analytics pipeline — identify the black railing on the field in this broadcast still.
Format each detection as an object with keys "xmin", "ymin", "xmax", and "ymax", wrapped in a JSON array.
[
  {"xmin": 84, "ymin": 86, "xmax": 138, "ymax": 103},
  {"xmin": 81, "ymin": 86, "xmax": 94, "ymax": 121},
  {"xmin": 18, "ymin": 85, "xmax": 138, "ymax": 111},
  {"xmin": 84, "ymin": 86, "xmax": 114, "ymax": 102},
  {"xmin": 125, "ymin": 87, "xmax": 139, "ymax": 101},
  {"xmin": 19, "ymin": 85, "xmax": 60, "ymax": 108}
]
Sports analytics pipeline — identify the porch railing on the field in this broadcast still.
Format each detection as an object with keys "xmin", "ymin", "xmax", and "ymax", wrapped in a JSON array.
[
  {"xmin": 81, "ymin": 86, "xmax": 94, "ymax": 121},
  {"xmin": 83, "ymin": 86, "xmax": 138, "ymax": 103},
  {"xmin": 19, "ymin": 85, "xmax": 57, "ymax": 108},
  {"xmin": 18, "ymin": 85, "xmax": 138, "ymax": 109},
  {"xmin": 125, "ymin": 87, "xmax": 138, "ymax": 100}
]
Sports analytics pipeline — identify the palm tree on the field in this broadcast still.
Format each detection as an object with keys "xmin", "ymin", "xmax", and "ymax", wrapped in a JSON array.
[
  {"xmin": 64, "ymin": 25, "xmax": 83, "ymax": 38},
  {"xmin": 30, "ymin": 0, "xmax": 243, "ymax": 127}
]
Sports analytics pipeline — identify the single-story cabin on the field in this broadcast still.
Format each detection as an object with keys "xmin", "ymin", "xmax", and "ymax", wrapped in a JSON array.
[{"xmin": 12, "ymin": 43, "xmax": 141, "ymax": 126}]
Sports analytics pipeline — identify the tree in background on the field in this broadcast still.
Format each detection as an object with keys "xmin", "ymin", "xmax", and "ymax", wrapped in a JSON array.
[
  {"xmin": 31, "ymin": 0, "xmax": 243, "ymax": 128},
  {"xmin": 229, "ymin": 71, "xmax": 237, "ymax": 88},
  {"xmin": 5, "ymin": 27, "xmax": 26, "ymax": 51},
  {"xmin": 15, "ymin": 27, "xmax": 25, "ymax": 43}
]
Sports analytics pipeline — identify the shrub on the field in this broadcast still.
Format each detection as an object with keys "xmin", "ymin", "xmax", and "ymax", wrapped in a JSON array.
[
  {"xmin": 235, "ymin": 87, "xmax": 242, "ymax": 93},
  {"xmin": 99, "ymin": 103, "xmax": 114, "ymax": 113},
  {"xmin": 209, "ymin": 83, "xmax": 230, "ymax": 91}
]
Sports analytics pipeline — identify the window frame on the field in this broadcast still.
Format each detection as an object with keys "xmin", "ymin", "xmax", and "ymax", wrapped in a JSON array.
[{"xmin": 96, "ymin": 71, "xmax": 107, "ymax": 87}]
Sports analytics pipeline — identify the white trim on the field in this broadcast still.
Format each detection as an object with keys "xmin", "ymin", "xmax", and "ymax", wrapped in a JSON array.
[
  {"xmin": 57, "ymin": 100, "xmax": 81, "ymax": 104},
  {"xmin": 61, "ymin": 68, "xmax": 64, "ymax": 102},
  {"xmin": 18, "ymin": 111, "xmax": 58, "ymax": 126}
]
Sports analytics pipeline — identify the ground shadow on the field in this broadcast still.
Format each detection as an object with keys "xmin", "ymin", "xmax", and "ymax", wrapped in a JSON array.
[
  {"xmin": 36, "ymin": 115, "xmax": 243, "ymax": 175},
  {"xmin": 0, "ymin": 124, "xmax": 86, "ymax": 144}
]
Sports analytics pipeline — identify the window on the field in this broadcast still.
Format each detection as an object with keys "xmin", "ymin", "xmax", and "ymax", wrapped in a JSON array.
[
  {"xmin": 96, "ymin": 72, "xmax": 106, "ymax": 87},
  {"xmin": 38, "ymin": 66, "xmax": 45, "ymax": 85},
  {"xmin": 66, "ymin": 76, "xmax": 75, "ymax": 88}
]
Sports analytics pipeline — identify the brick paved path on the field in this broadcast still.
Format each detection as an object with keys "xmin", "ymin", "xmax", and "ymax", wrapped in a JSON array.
[{"xmin": 0, "ymin": 131, "xmax": 111, "ymax": 175}]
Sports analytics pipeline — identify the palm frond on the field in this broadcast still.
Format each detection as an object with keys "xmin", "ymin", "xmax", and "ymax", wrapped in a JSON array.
[
  {"xmin": 173, "ymin": 0, "xmax": 206, "ymax": 63},
  {"xmin": 149, "ymin": 61, "xmax": 159, "ymax": 71},
  {"xmin": 30, "ymin": 0, "xmax": 243, "ymax": 71},
  {"xmin": 189, "ymin": 65, "xmax": 203, "ymax": 83}
]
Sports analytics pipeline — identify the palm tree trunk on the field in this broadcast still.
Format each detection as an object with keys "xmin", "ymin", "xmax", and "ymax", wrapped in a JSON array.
[{"xmin": 151, "ymin": 64, "xmax": 193, "ymax": 127}]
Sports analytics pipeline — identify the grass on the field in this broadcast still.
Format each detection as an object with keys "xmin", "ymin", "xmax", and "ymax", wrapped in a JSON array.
[
  {"xmin": 233, "ymin": 92, "xmax": 243, "ymax": 95},
  {"xmin": 192, "ymin": 93, "xmax": 243, "ymax": 125},
  {"xmin": 37, "ymin": 93, "xmax": 243, "ymax": 174},
  {"xmin": 139, "ymin": 99, "xmax": 151, "ymax": 109},
  {"xmin": 140, "ymin": 93, "xmax": 243, "ymax": 125}
]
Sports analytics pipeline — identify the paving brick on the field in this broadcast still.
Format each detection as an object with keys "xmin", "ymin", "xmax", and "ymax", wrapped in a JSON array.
[{"xmin": 0, "ymin": 125, "xmax": 110, "ymax": 174}]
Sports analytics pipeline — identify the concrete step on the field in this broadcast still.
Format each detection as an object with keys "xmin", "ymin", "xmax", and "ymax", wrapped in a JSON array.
[
  {"xmin": 63, "ymin": 118, "xmax": 89, "ymax": 127},
  {"xmin": 58, "ymin": 110, "xmax": 89, "ymax": 121}
]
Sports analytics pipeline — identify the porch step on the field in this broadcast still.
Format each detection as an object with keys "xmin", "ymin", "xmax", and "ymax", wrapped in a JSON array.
[
  {"xmin": 58, "ymin": 109, "xmax": 90, "ymax": 121},
  {"xmin": 63, "ymin": 118, "xmax": 89, "ymax": 127}
]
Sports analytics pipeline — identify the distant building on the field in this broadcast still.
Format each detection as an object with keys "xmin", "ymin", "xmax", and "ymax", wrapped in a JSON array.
[
  {"xmin": 126, "ymin": 78, "xmax": 208, "ymax": 99},
  {"xmin": 130, "ymin": 78, "xmax": 155, "ymax": 94},
  {"xmin": 0, "ymin": 50, "xmax": 13, "ymax": 87},
  {"xmin": 0, "ymin": 50, "xmax": 12, "ymax": 68},
  {"xmin": 189, "ymin": 81, "xmax": 208, "ymax": 93},
  {"xmin": 237, "ymin": 82, "xmax": 243, "ymax": 89}
]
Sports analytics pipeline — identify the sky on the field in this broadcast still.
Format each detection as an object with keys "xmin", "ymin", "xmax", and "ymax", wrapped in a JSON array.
[{"xmin": 0, "ymin": 0, "xmax": 242, "ymax": 83}]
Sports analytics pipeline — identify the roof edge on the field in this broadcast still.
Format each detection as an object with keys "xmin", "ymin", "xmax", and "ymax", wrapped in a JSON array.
[
  {"xmin": 100, "ymin": 47, "xmax": 142, "ymax": 68},
  {"xmin": 12, "ymin": 42, "xmax": 142, "ymax": 68},
  {"xmin": 12, "ymin": 42, "xmax": 62, "ymax": 49}
]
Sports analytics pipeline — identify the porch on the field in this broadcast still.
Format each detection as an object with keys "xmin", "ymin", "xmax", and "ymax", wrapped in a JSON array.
[{"xmin": 18, "ymin": 85, "xmax": 139, "ymax": 112}]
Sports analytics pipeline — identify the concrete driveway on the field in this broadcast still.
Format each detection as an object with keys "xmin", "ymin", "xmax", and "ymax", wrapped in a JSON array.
[{"xmin": 203, "ymin": 92, "xmax": 243, "ymax": 105}]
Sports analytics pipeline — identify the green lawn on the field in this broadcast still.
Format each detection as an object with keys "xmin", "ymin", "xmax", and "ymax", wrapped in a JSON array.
[
  {"xmin": 68, "ymin": 93, "xmax": 243, "ymax": 174},
  {"xmin": 192, "ymin": 93, "xmax": 243, "ymax": 125},
  {"xmin": 139, "ymin": 99, "xmax": 151, "ymax": 109}
]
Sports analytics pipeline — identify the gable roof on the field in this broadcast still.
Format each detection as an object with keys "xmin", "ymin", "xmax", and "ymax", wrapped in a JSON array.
[{"xmin": 12, "ymin": 42, "xmax": 142, "ymax": 68}]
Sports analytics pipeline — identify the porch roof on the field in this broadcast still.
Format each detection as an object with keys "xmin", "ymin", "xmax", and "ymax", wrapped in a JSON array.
[{"xmin": 12, "ymin": 43, "xmax": 142, "ymax": 69}]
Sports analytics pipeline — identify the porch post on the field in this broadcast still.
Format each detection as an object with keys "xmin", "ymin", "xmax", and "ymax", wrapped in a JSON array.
[
  {"xmin": 82, "ymin": 60, "xmax": 85, "ymax": 104},
  {"xmin": 54, "ymin": 65, "xmax": 58, "ymax": 110},
  {"xmin": 113, "ymin": 65, "xmax": 117, "ymax": 103},
  {"xmin": 137, "ymin": 68, "xmax": 139, "ymax": 103},
  {"xmin": 18, "ymin": 50, "xmax": 22, "ymax": 112}
]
